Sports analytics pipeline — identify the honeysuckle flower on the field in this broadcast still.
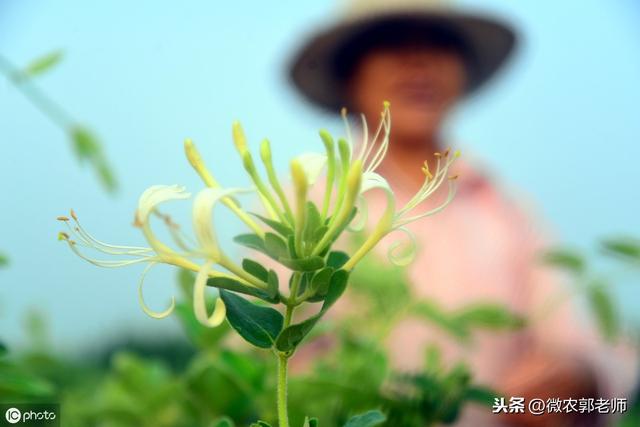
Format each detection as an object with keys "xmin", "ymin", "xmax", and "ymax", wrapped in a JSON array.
[
  {"xmin": 323, "ymin": 102, "xmax": 460, "ymax": 269},
  {"xmin": 58, "ymin": 101, "xmax": 458, "ymax": 328},
  {"xmin": 58, "ymin": 183, "xmax": 268, "ymax": 325}
]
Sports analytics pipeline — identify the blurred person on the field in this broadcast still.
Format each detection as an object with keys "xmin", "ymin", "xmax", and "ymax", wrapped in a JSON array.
[{"xmin": 287, "ymin": 0, "xmax": 637, "ymax": 426}]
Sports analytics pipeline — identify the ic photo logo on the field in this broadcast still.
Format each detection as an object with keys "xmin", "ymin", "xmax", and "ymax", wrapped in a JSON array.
[
  {"xmin": 1, "ymin": 404, "xmax": 59, "ymax": 426},
  {"xmin": 4, "ymin": 408, "xmax": 21, "ymax": 424}
]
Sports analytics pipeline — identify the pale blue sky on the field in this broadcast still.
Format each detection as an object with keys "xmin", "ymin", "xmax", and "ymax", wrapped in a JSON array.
[{"xmin": 1, "ymin": 0, "xmax": 639, "ymax": 350}]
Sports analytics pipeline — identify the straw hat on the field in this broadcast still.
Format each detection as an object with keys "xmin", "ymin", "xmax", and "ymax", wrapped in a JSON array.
[{"xmin": 288, "ymin": 0, "xmax": 517, "ymax": 112}]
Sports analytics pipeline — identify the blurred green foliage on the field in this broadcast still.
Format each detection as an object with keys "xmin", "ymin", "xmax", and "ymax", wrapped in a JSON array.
[
  {"xmin": 0, "ymin": 50, "xmax": 117, "ymax": 193},
  {"xmin": 2, "ymin": 237, "xmax": 638, "ymax": 425}
]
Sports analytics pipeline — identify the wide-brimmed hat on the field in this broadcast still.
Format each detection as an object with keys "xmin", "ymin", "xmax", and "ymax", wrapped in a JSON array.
[{"xmin": 288, "ymin": 0, "xmax": 517, "ymax": 112}]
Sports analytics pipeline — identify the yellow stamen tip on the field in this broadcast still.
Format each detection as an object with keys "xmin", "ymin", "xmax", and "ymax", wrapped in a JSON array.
[
  {"xmin": 449, "ymin": 174, "xmax": 459, "ymax": 180},
  {"xmin": 57, "ymin": 216, "xmax": 70, "ymax": 222},
  {"xmin": 70, "ymin": 209, "xmax": 78, "ymax": 221},
  {"xmin": 57, "ymin": 231, "xmax": 69, "ymax": 241},
  {"xmin": 454, "ymin": 150, "xmax": 461, "ymax": 158},
  {"xmin": 340, "ymin": 107, "xmax": 347, "ymax": 117},
  {"xmin": 383, "ymin": 100, "xmax": 390, "ymax": 108}
]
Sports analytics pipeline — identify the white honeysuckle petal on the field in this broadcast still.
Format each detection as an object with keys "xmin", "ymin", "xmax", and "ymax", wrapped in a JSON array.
[
  {"xmin": 193, "ymin": 261, "xmax": 227, "ymax": 327},
  {"xmin": 137, "ymin": 185, "xmax": 190, "ymax": 222},
  {"xmin": 137, "ymin": 262, "xmax": 176, "ymax": 319},
  {"xmin": 387, "ymin": 226, "xmax": 417, "ymax": 267},
  {"xmin": 294, "ymin": 152, "xmax": 327, "ymax": 186},
  {"xmin": 193, "ymin": 187, "xmax": 253, "ymax": 260},
  {"xmin": 346, "ymin": 194, "xmax": 368, "ymax": 232},
  {"xmin": 136, "ymin": 185, "xmax": 191, "ymax": 257}
]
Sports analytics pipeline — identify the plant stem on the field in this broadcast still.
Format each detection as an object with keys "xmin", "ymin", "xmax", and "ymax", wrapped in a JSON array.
[
  {"xmin": 277, "ymin": 303, "xmax": 295, "ymax": 427},
  {"xmin": 277, "ymin": 353, "xmax": 290, "ymax": 427}
]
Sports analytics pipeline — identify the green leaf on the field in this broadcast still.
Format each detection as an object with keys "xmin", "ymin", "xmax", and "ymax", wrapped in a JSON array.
[
  {"xmin": 276, "ymin": 270, "xmax": 348, "ymax": 352},
  {"xmin": 208, "ymin": 276, "xmax": 278, "ymax": 303},
  {"xmin": 410, "ymin": 300, "xmax": 468, "ymax": 339},
  {"xmin": 70, "ymin": 126, "xmax": 117, "ymax": 192},
  {"xmin": 267, "ymin": 270, "xmax": 280, "ymax": 300},
  {"xmin": 303, "ymin": 202, "xmax": 323, "ymax": 243},
  {"xmin": 309, "ymin": 267, "xmax": 334, "ymax": 296},
  {"xmin": 265, "ymin": 232, "xmax": 289, "ymax": 259},
  {"xmin": 0, "ymin": 252, "xmax": 8, "ymax": 268},
  {"xmin": 303, "ymin": 417, "xmax": 319, "ymax": 427},
  {"xmin": 234, "ymin": 233, "xmax": 267, "ymax": 252},
  {"xmin": 220, "ymin": 290, "xmax": 283, "ymax": 348},
  {"xmin": 279, "ymin": 256, "xmax": 325, "ymax": 271},
  {"xmin": 213, "ymin": 417, "xmax": 236, "ymax": 427},
  {"xmin": 601, "ymin": 237, "xmax": 640, "ymax": 262},
  {"xmin": 252, "ymin": 212, "xmax": 293, "ymax": 237},
  {"xmin": 23, "ymin": 49, "xmax": 64, "ymax": 77},
  {"xmin": 249, "ymin": 422, "xmax": 272, "ymax": 427},
  {"xmin": 587, "ymin": 281, "xmax": 618, "ymax": 341},
  {"xmin": 541, "ymin": 248, "xmax": 585, "ymax": 273},
  {"xmin": 343, "ymin": 410, "xmax": 386, "ymax": 427},
  {"xmin": 327, "ymin": 251, "xmax": 349, "ymax": 269},
  {"xmin": 452, "ymin": 303, "xmax": 526, "ymax": 330},
  {"xmin": 242, "ymin": 258, "xmax": 269, "ymax": 282}
]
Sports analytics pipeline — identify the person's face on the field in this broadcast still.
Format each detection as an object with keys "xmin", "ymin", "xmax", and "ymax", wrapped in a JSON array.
[{"xmin": 347, "ymin": 44, "xmax": 466, "ymax": 144}]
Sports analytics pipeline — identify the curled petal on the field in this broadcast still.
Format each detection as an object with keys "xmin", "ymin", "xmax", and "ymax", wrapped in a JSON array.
[
  {"xmin": 193, "ymin": 187, "xmax": 253, "ymax": 260},
  {"xmin": 346, "ymin": 194, "xmax": 368, "ymax": 232},
  {"xmin": 193, "ymin": 261, "xmax": 227, "ymax": 327},
  {"xmin": 137, "ymin": 185, "xmax": 191, "ymax": 223},
  {"xmin": 137, "ymin": 262, "xmax": 176, "ymax": 319},
  {"xmin": 387, "ymin": 227, "xmax": 417, "ymax": 267},
  {"xmin": 137, "ymin": 185, "xmax": 191, "ymax": 256},
  {"xmin": 294, "ymin": 152, "xmax": 327, "ymax": 186}
]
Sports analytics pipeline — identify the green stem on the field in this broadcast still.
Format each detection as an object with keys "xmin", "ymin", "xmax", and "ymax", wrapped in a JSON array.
[
  {"xmin": 0, "ymin": 54, "xmax": 73, "ymax": 129},
  {"xmin": 277, "ymin": 304, "xmax": 295, "ymax": 427},
  {"xmin": 277, "ymin": 353, "xmax": 290, "ymax": 427}
]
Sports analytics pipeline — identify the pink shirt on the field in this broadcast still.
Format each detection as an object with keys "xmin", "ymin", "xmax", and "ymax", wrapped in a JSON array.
[{"xmin": 361, "ymin": 157, "xmax": 637, "ymax": 425}]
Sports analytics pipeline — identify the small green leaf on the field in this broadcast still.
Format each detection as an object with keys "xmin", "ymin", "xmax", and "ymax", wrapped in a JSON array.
[
  {"xmin": 279, "ymin": 256, "xmax": 325, "ymax": 271},
  {"xmin": 601, "ymin": 237, "xmax": 640, "ymax": 262},
  {"xmin": 24, "ymin": 49, "xmax": 64, "ymax": 77},
  {"xmin": 0, "ymin": 252, "xmax": 8, "ymax": 268},
  {"xmin": 220, "ymin": 290, "xmax": 283, "ymax": 348},
  {"xmin": 276, "ymin": 269, "xmax": 348, "ymax": 351},
  {"xmin": 212, "ymin": 417, "xmax": 235, "ymax": 427},
  {"xmin": 234, "ymin": 233, "xmax": 267, "ymax": 252},
  {"xmin": 343, "ymin": 410, "xmax": 386, "ymax": 427},
  {"xmin": 251, "ymin": 212, "xmax": 293, "ymax": 237},
  {"xmin": 242, "ymin": 258, "xmax": 269, "ymax": 282},
  {"xmin": 207, "ymin": 276, "xmax": 278, "ymax": 303},
  {"xmin": 452, "ymin": 303, "xmax": 526, "ymax": 330},
  {"xmin": 249, "ymin": 422, "xmax": 272, "ymax": 427},
  {"xmin": 541, "ymin": 248, "xmax": 585, "ymax": 273},
  {"xmin": 267, "ymin": 270, "xmax": 280, "ymax": 300},
  {"xmin": 265, "ymin": 232, "xmax": 289, "ymax": 259},
  {"xmin": 587, "ymin": 281, "xmax": 618, "ymax": 341},
  {"xmin": 303, "ymin": 417, "xmax": 319, "ymax": 427},
  {"xmin": 303, "ymin": 202, "xmax": 322, "ymax": 242},
  {"xmin": 70, "ymin": 126, "xmax": 117, "ymax": 192},
  {"xmin": 327, "ymin": 251, "xmax": 349, "ymax": 269},
  {"xmin": 309, "ymin": 267, "xmax": 334, "ymax": 296}
]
